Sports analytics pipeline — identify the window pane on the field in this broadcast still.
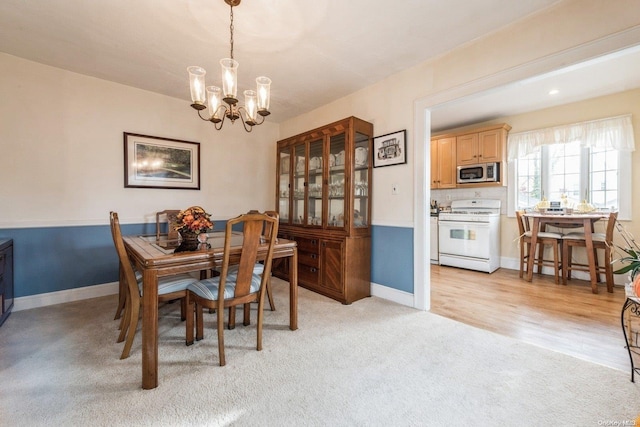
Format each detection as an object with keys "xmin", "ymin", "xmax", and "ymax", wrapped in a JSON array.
[
  {"xmin": 548, "ymin": 142, "xmax": 580, "ymax": 201},
  {"xmin": 589, "ymin": 145, "xmax": 618, "ymax": 210},
  {"xmin": 515, "ymin": 150, "xmax": 541, "ymax": 209}
]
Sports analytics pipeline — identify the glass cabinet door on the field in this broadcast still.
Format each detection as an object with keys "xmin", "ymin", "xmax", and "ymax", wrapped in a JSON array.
[
  {"xmin": 278, "ymin": 147, "xmax": 291, "ymax": 223},
  {"xmin": 307, "ymin": 139, "xmax": 323, "ymax": 226},
  {"xmin": 328, "ymin": 132, "xmax": 346, "ymax": 228},
  {"xmin": 292, "ymin": 144, "xmax": 305, "ymax": 224},
  {"xmin": 353, "ymin": 131, "xmax": 370, "ymax": 228}
]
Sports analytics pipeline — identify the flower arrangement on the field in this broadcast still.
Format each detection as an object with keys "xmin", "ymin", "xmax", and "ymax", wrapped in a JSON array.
[
  {"xmin": 174, "ymin": 206, "xmax": 213, "ymax": 235},
  {"xmin": 613, "ymin": 221, "xmax": 640, "ymax": 296}
]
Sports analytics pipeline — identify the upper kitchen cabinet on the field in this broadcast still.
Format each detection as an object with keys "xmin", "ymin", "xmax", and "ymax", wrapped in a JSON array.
[
  {"xmin": 274, "ymin": 117, "xmax": 373, "ymax": 304},
  {"xmin": 430, "ymin": 136, "xmax": 457, "ymax": 189},
  {"xmin": 456, "ymin": 124, "xmax": 511, "ymax": 166}
]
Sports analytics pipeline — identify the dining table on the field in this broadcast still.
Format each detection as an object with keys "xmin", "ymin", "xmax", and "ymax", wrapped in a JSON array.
[
  {"xmin": 123, "ymin": 231, "xmax": 298, "ymax": 390},
  {"xmin": 524, "ymin": 211, "xmax": 610, "ymax": 293}
]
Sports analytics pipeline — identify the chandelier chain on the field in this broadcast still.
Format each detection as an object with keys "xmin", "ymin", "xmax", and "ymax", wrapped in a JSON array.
[{"xmin": 229, "ymin": 5, "xmax": 234, "ymax": 60}]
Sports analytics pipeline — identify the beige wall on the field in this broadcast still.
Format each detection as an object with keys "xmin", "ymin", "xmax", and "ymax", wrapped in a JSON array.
[
  {"xmin": 0, "ymin": 53, "xmax": 280, "ymax": 227},
  {"xmin": 280, "ymin": 0, "xmax": 640, "ymax": 228}
]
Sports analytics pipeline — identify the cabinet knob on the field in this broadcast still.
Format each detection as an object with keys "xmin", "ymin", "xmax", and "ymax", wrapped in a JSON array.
[
  {"xmin": 310, "ymin": 254, "xmax": 317, "ymax": 259},
  {"xmin": 311, "ymin": 239, "xmax": 317, "ymax": 245},
  {"xmin": 310, "ymin": 267, "xmax": 317, "ymax": 273}
]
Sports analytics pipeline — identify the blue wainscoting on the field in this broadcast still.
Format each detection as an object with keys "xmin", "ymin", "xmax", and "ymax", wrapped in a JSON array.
[
  {"xmin": 371, "ymin": 225, "xmax": 414, "ymax": 293},
  {"xmin": 0, "ymin": 222, "xmax": 413, "ymax": 300}
]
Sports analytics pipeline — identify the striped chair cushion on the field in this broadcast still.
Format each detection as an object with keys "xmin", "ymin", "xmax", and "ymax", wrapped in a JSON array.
[
  {"xmin": 137, "ymin": 273, "xmax": 197, "ymax": 296},
  {"xmin": 188, "ymin": 271, "xmax": 262, "ymax": 301},
  {"xmin": 226, "ymin": 263, "xmax": 265, "ymax": 275}
]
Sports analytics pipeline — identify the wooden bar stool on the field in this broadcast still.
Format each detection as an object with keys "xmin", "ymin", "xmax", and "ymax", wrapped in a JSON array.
[
  {"xmin": 561, "ymin": 212, "xmax": 617, "ymax": 292},
  {"xmin": 516, "ymin": 211, "xmax": 563, "ymax": 284}
]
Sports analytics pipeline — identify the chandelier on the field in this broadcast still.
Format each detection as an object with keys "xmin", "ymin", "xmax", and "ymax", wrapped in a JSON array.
[{"xmin": 187, "ymin": 0, "xmax": 271, "ymax": 132}]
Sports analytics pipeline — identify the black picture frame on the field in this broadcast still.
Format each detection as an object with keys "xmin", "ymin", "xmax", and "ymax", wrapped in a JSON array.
[
  {"xmin": 373, "ymin": 130, "xmax": 407, "ymax": 168},
  {"xmin": 124, "ymin": 132, "xmax": 201, "ymax": 190}
]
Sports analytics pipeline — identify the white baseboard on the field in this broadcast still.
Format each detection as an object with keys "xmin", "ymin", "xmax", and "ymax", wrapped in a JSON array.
[
  {"xmin": 14, "ymin": 281, "xmax": 119, "ymax": 312},
  {"xmin": 499, "ymin": 256, "xmax": 626, "ymax": 285},
  {"xmin": 371, "ymin": 282, "xmax": 415, "ymax": 308}
]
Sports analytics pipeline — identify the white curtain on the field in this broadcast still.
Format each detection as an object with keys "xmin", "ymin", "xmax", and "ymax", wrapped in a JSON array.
[{"xmin": 507, "ymin": 114, "xmax": 635, "ymax": 161}]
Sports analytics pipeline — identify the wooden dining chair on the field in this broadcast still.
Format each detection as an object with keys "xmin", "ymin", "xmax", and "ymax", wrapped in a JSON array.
[
  {"xmin": 185, "ymin": 211, "xmax": 279, "ymax": 366},
  {"xmin": 561, "ymin": 211, "xmax": 617, "ymax": 292},
  {"xmin": 156, "ymin": 209, "xmax": 181, "ymax": 241},
  {"xmin": 516, "ymin": 210, "xmax": 563, "ymax": 284},
  {"xmin": 109, "ymin": 212, "xmax": 198, "ymax": 359}
]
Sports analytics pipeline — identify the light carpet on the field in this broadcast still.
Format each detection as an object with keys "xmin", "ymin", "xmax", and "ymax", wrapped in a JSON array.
[{"xmin": 0, "ymin": 278, "xmax": 639, "ymax": 426}]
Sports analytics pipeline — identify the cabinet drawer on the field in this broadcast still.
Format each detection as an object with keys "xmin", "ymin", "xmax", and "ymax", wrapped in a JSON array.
[
  {"xmin": 298, "ymin": 250, "xmax": 319, "ymax": 268},
  {"xmin": 292, "ymin": 236, "xmax": 319, "ymax": 252},
  {"xmin": 299, "ymin": 265, "xmax": 320, "ymax": 286}
]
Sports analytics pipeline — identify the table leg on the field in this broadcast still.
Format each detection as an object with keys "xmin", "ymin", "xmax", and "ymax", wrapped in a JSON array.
[
  {"xmin": 583, "ymin": 219, "xmax": 598, "ymax": 294},
  {"xmin": 142, "ymin": 269, "xmax": 159, "ymax": 389},
  {"xmin": 289, "ymin": 248, "xmax": 298, "ymax": 331},
  {"xmin": 526, "ymin": 217, "xmax": 540, "ymax": 282}
]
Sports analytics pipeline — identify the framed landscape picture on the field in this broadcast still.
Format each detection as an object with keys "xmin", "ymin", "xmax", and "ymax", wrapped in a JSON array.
[
  {"xmin": 373, "ymin": 130, "xmax": 407, "ymax": 168},
  {"xmin": 124, "ymin": 133, "xmax": 200, "ymax": 189}
]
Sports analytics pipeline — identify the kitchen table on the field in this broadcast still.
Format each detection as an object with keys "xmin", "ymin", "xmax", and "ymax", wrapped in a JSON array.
[
  {"xmin": 524, "ymin": 212, "xmax": 609, "ymax": 293},
  {"xmin": 123, "ymin": 231, "xmax": 298, "ymax": 389}
]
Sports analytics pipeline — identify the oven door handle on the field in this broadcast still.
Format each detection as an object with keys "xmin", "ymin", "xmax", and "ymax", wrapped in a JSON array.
[{"xmin": 439, "ymin": 221, "xmax": 491, "ymax": 227}]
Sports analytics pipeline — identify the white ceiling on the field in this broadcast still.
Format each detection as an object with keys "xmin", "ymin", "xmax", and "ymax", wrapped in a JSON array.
[{"xmin": 1, "ymin": 0, "xmax": 639, "ymax": 129}]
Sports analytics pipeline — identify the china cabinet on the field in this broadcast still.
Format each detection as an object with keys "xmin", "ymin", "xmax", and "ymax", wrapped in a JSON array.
[
  {"xmin": 274, "ymin": 117, "xmax": 372, "ymax": 304},
  {"xmin": 0, "ymin": 239, "xmax": 14, "ymax": 326}
]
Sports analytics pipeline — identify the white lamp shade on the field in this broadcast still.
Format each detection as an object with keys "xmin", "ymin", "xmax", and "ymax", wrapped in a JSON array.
[
  {"xmin": 206, "ymin": 86, "xmax": 222, "ymax": 120},
  {"xmin": 187, "ymin": 66, "xmax": 207, "ymax": 104},
  {"xmin": 256, "ymin": 76, "xmax": 271, "ymax": 112},
  {"xmin": 220, "ymin": 58, "xmax": 238, "ymax": 100},
  {"xmin": 244, "ymin": 90, "xmax": 257, "ymax": 123}
]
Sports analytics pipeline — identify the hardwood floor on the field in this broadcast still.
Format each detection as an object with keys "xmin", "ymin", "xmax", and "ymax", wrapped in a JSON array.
[{"xmin": 430, "ymin": 265, "xmax": 631, "ymax": 372}]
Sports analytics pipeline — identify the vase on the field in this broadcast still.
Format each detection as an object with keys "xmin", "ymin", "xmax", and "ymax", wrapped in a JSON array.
[{"xmin": 180, "ymin": 231, "xmax": 199, "ymax": 243}]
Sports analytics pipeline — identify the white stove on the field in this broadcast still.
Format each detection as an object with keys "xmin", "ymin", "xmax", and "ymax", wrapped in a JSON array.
[{"xmin": 438, "ymin": 199, "xmax": 501, "ymax": 273}]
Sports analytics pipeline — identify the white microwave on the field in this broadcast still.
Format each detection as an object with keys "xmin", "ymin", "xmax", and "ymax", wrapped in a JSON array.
[{"xmin": 457, "ymin": 162, "xmax": 499, "ymax": 184}]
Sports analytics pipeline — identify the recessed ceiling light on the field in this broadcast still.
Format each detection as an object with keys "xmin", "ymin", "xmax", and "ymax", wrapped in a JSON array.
[{"xmin": 548, "ymin": 89, "xmax": 559, "ymax": 95}]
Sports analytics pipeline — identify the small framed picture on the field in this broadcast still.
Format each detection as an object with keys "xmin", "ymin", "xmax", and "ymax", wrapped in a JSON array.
[
  {"xmin": 373, "ymin": 130, "xmax": 407, "ymax": 168},
  {"xmin": 124, "ymin": 133, "xmax": 200, "ymax": 190}
]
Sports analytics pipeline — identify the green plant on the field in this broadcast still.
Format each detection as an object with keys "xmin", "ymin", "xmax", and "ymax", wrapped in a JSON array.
[{"xmin": 613, "ymin": 221, "xmax": 640, "ymax": 280}]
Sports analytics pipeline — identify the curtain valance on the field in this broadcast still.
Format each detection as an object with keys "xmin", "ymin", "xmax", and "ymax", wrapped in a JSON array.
[{"xmin": 507, "ymin": 114, "xmax": 635, "ymax": 161}]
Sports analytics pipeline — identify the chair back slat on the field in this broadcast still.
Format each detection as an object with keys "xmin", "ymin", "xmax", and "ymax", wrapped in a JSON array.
[
  {"xmin": 156, "ymin": 210, "xmax": 181, "ymax": 241},
  {"xmin": 218, "ymin": 212, "xmax": 279, "ymax": 300},
  {"xmin": 515, "ymin": 210, "xmax": 529, "ymax": 236},
  {"xmin": 109, "ymin": 212, "xmax": 141, "ymax": 308},
  {"xmin": 605, "ymin": 211, "xmax": 618, "ymax": 243}
]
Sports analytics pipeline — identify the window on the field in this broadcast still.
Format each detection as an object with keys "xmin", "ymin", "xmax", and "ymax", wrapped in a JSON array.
[
  {"xmin": 507, "ymin": 114, "xmax": 634, "ymax": 219},
  {"xmin": 515, "ymin": 141, "xmax": 622, "ymax": 212}
]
